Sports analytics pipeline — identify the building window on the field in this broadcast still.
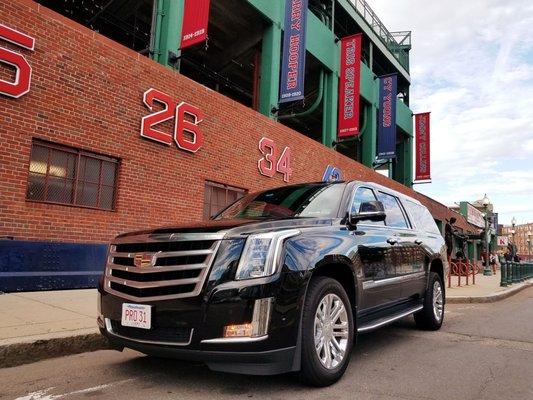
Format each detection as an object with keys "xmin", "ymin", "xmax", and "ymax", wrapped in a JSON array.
[
  {"xmin": 203, "ymin": 181, "xmax": 247, "ymax": 219},
  {"xmin": 26, "ymin": 140, "xmax": 119, "ymax": 210}
]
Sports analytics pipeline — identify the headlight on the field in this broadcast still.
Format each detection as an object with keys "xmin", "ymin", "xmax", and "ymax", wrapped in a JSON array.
[{"xmin": 235, "ymin": 230, "xmax": 300, "ymax": 280}]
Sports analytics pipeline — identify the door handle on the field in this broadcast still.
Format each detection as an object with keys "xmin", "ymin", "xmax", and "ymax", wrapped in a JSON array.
[
  {"xmin": 415, "ymin": 239, "xmax": 423, "ymax": 245},
  {"xmin": 387, "ymin": 238, "xmax": 398, "ymax": 245}
]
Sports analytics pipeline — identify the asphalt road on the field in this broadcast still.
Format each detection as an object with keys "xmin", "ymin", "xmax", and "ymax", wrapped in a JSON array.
[{"xmin": 1, "ymin": 288, "xmax": 532, "ymax": 400}]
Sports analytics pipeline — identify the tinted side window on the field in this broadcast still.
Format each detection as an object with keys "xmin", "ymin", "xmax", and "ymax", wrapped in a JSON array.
[
  {"xmin": 350, "ymin": 187, "xmax": 384, "ymax": 226},
  {"xmin": 404, "ymin": 200, "xmax": 441, "ymax": 235},
  {"xmin": 376, "ymin": 192, "xmax": 409, "ymax": 228}
]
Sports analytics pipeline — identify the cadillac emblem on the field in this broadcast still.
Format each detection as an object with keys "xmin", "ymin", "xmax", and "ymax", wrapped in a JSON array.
[{"xmin": 134, "ymin": 253, "xmax": 153, "ymax": 268}]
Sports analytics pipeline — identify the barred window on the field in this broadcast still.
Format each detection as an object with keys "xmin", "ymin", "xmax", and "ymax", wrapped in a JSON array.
[
  {"xmin": 26, "ymin": 140, "xmax": 119, "ymax": 210},
  {"xmin": 203, "ymin": 181, "xmax": 247, "ymax": 219}
]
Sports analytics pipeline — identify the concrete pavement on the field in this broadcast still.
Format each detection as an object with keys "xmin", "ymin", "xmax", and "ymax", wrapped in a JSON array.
[
  {"xmin": 1, "ymin": 286, "xmax": 532, "ymax": 400},
  {"xmin": 0, "ymin": 289, "xmax": 98, "ymax": 345},
  {"xmin": 0, "ymin": 290, "xmax": 104, "ymax": 368}
]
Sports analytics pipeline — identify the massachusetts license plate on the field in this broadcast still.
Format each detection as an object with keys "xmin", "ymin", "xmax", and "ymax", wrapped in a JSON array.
[{"xmin": 121, "ymin": 303, "xmax": 152, "ymax": 329}]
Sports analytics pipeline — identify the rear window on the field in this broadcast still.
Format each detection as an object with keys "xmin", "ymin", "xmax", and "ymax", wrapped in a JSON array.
[
  {"xmin": 376, "ymin": 192, "xmax": 409, "ymax": 229},
  {"xmin": 404, "ymin": 200, "xmax": 441, "ymax": 235}
]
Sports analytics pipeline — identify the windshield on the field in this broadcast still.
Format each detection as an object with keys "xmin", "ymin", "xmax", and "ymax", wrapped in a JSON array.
[{"xmin": 213, "ymin": 183, "xmax": 345, "ymax": 220}]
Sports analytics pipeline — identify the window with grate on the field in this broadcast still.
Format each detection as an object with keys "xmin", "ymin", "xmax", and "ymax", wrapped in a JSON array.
[
  {"xmin": 203, "ymin": 181, "xmax": 247, "ymax": 220},
  {"xmin": 26, "ymin": 140, "xmax": 119, "ymax": 210}
]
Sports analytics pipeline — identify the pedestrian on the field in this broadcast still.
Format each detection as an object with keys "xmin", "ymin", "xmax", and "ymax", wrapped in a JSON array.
[
  {"xmin": 504, "ymin": 251, "xmax": 512, "ymax": 262},
  {"xmin": 490, "ymin": 252, "xmax": 497, "ymax": 274}
]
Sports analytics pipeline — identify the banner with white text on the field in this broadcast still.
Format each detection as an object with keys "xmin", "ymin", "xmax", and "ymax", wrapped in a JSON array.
[
  {"xmin": 181, "ymin": 0, "xmax": 211, "ymax": 49},
  {"xmin": 338, "ymin": 34, "xmax": 362, "ymax": 139},
  {"xmin": 377, "ymin": 74, "xmax": 397, "ymax": 159},
  {"xmin": 415, "ymin": 112, "xmax": 431, "ymax": 181},
  {"xmin": 279, "ymin": 0, "xmax": 308, "ymax": 103}
]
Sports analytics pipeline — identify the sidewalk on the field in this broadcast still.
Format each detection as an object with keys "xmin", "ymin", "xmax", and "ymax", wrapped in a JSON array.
[
  {"xmin": 0, "ymin": 289, "xmax": 105, "ymax": 368},
  {"xmin": 446, "ymin": 270, "xmax": 532, "ymax": 303}
]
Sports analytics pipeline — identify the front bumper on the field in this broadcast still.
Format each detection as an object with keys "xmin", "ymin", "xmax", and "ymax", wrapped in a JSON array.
[
  {"xmin": 98, "ymin": 271, "xmax": 304, "ymax": 375},
  {"xmin": 99, "ymin": 320, "xmax": 295, "ymax": 375}
]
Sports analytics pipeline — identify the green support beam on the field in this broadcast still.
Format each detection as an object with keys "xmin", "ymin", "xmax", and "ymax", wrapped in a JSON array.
[
  {"xmin": 361, "ymin": 101, "xmax": 378, "ymax": 167},
  {"xmin": 393, "ymin": 132, "xmax": 413, "ymax": 187},
  {"xmin": 322, "ymin": 70, "xmax": 338, "ymax": 147},
  {"xmin": 152, "ymin": 0, "xmax": 184, "ymax": 69},
  {"xmin": 259, "ymin": 22, "xmax": 282, "ymax": 119}
]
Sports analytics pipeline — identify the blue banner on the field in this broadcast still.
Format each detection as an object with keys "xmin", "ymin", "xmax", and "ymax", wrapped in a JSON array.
[
  {"xmin": 377, "ymin": 74, "xmax": 397, "ymax": 159},
  {"xmin": 322, "ymin": 165, "xmax": 343, "ymax": 182},
  {"xmin": 279, "ymin": 0, "xmax": 308, "ymax": 103}
]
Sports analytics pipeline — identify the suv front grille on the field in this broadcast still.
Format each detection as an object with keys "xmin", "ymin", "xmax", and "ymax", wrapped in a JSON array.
[{"xmin": 104, "ymin": 232, "xmax": 223, "ymax": 301}]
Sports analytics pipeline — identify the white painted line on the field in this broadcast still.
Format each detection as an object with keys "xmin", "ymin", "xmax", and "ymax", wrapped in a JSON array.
[{"xmin": 13, "ymin": 378, "xmax": 135, "ymax": 400}]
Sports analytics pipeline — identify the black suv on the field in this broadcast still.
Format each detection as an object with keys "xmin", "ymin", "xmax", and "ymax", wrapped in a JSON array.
[{"xmin": 98, "ymin": 181, "xmax": 448, "ymax": 386}]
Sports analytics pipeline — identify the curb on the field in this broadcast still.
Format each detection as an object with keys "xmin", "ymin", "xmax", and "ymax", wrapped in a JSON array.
[
  {"xmin": 446, "ymin": 281, "xmax": 533, "ymax": 304},
  {"xmin": 0, "ymin": 332, "xmax": 108, "ymax": 369}
]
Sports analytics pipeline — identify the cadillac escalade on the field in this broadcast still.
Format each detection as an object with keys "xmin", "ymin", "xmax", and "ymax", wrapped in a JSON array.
[{"xmin": 97, "ymin": 181, "xmax": 448, "ymax": 386}]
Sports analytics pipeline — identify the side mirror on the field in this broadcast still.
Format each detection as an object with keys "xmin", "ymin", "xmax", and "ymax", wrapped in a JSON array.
[{"xmin": 349, "ymin": 201, "xmax": 386, "ymax": 226}]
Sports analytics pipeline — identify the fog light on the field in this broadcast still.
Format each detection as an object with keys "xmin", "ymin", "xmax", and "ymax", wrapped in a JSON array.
[
  {"xmin": 224, "ymin": 323, "xmax": 253, "ymax": 338},
  {"xmin": 223, "ymin": 297, "xmax": 273, "ymax": 338}
]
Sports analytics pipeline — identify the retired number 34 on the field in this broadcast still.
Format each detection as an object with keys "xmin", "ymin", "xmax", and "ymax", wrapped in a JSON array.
[{"xmin": 258, "ymin": 137, "xmax": 292, "ymax": 183}]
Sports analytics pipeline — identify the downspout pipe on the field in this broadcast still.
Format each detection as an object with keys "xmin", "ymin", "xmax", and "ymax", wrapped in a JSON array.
[
  {"xmin": 152, "ymin": 0, "xmax": 164, "ymax": 63},
  {"xmin": 278, "ymin": 69, "xmax": 325, "ymax": 120}
]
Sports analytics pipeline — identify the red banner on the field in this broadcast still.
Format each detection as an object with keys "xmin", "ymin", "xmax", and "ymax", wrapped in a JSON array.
[
  {"xmin": 338, "ymin": 34, "xmax": 362, "ymax": 139},
  {"xmin": 181, "ymin": 0, "xmax": 210, "ymax": 49},
  {"xmin": 415, "ymin": 112, "xmax": 431, "ymax": 181}
]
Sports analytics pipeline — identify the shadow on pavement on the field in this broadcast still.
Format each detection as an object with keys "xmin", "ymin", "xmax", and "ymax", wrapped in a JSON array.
[{"xmin": 106, "ymin": 317, "xmax": 419, "ymax": 390}]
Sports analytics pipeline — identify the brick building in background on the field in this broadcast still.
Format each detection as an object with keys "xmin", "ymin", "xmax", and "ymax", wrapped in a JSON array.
[
  {"xmin": 502, "ymin": 223, "xmax": 533, "ymax": 260},
  {"xmin": 0, "ymin": 0, "xmax": 478, "ymax": 291}
]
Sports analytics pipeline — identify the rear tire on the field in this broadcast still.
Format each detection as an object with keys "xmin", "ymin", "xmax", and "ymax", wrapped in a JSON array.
[
  {"xmin": 299, "ymin": 277, "xmax": 354, "ymax": 387},
  {"xmin": 414, "ymin": 272, "xmax": 444, "ymax": 330}
]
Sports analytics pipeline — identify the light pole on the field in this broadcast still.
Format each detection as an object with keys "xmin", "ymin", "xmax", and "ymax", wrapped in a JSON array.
[
  {"xmin": 511, "ymin": 217, "xmax": 516, "ymax": 258},
  {"xmin": 527, "ymin": 231, "xmax": 531, "ymax": 261},
  {"xmin": 482, "ymin": 194, "xmax": 492, "ymax": 276}
]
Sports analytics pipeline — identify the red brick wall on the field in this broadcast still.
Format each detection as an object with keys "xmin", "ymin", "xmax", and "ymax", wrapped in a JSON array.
[{"xmin": 0, "ymin": 0, "xmax": 474, "ymax": 243}]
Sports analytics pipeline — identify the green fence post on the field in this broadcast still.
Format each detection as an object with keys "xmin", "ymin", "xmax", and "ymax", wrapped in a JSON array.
[
  {"xmin": 512, "ymin": 262, "xmax": 519, "ymax": 283},
  {"xmin": 500, "ymin": 261, "xmax": 507, "ymax": 287},
  {"xmin": 508, "ymin": 262, "xmax": 514, "ymax": 285}
]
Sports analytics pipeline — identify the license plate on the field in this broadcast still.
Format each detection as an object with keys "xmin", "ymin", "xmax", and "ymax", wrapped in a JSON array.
[{"xmin": 121, "ymin": 303, "xmax": 152, "ymax": 330}]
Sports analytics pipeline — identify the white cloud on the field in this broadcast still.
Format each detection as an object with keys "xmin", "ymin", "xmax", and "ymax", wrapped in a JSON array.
[{"xmin": 368, "ymin": 0, "xmax": 533, "ymax": 225}]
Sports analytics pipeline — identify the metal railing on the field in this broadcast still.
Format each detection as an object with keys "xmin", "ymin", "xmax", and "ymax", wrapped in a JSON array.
[
  {"xmin": 448, "ymin": 258, "xmax": 479, "ymax": 288},
  {"xmin": 348, "ymin": 0, "xmax": 411, "ymax": 72},
  {"xmin": 500, "ymin": 262, "xmax": 533, "ymax": 287}
]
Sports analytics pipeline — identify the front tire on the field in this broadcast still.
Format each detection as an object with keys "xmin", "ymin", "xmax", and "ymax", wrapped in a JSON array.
[
  {"xmin": 299, "ymin": 277, "xmax": 354, "ymax": 387},
  {"xmin": 414, "ymin": 272, "xmax": 444, "ymax": 330}
]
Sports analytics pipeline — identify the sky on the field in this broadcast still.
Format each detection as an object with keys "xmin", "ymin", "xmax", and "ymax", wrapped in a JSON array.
[{"xmin": 367, "ymin": 0, "xmax": 533, "ymax": 225}]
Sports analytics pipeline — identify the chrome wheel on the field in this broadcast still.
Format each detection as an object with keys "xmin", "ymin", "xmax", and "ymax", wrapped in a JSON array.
[
  {"xmin": 433, "ymin": 280, "xmax": 444, "ymax": 322},
  {"xmin": 314, "ymin": 293, "xmax": 349, "ymax": 370}
]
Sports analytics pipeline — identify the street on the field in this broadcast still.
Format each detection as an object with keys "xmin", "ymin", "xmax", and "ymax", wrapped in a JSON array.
[{"xmin": 1, "ymin": 288, "xmax": 532, "ymax": 400}]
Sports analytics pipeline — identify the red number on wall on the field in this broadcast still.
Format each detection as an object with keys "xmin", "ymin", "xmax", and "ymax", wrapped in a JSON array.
[
  {"xmin": 141, "ymin": 88, "xmax": 176, "ymax": 145},
  {"xmin": 258, "ymin": 137, "xmax": 277, "ymax": 178},
  {"xmin": 175, "ymin": 102, "xmax": 204, "ymax": 153},
  {"xmin": 0, "ymin": 24, "xmax": 35, "ymax": 98},
  {"xmin": 141, "ymin": 89, "xmax": 204, "ymax": 153},
  {"xmin": 258, "ymin": 137, "xmax": 292, "ymax": 182},
  {"xmin": 277, "ymin": 146, "xmax": 293, "ymax": 182}
]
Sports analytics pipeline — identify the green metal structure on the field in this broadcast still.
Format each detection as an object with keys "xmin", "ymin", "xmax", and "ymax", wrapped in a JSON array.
[{"xmin": 150, "ymin": 0, "xmax": 414, "ymax": 187}]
